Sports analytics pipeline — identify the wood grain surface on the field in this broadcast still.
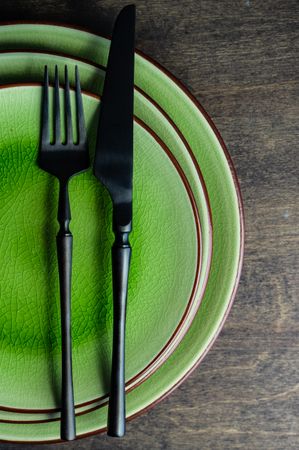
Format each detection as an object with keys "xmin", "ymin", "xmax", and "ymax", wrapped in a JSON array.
[{"xmin": 0, "ymin": 0, "xmax": 298, "ymax": 448}]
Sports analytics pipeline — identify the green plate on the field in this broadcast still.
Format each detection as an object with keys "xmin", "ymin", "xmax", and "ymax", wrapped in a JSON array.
[
  {"xmin": 0, "ymin": 24, "xmax": 243, "ymax": 442},
  {"xmin": 0, "ymin": 83, "xmax": 210, "ymax": 412},
  {"xmin": 0, "ymin": 51, "xmax": 212, "ymax": 421}
]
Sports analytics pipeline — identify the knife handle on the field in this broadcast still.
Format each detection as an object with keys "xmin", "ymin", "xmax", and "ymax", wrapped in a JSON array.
[
  {"xmin": 56, "ymin": 181, "xmax": 76, "ymax": 441},
  {"xmin": 108, "ymin": 229, "xmax": 131, "ymax": 437}
]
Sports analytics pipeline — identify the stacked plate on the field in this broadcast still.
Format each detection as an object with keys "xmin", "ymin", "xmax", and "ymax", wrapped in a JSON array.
[{"xmin": 0, "ymin": 23, "xmax": 244, "ymax": 443}]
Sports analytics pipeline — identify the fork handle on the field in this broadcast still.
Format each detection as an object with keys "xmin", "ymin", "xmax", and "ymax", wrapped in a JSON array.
[
  {"xmin": 56, "ymin": 182, "xmax": 76, "ymax": 441},
  {"xmin": 57, "ymin": 232, "xmax": 75, "ymax": 440},
  {"xmin": 107, "ymin": 229, "xmax": 131, "ymax": 437}
]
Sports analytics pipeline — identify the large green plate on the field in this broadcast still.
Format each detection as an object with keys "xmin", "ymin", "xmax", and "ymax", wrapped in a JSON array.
[{"xmin": 0, "ymin": 24, "xmax": 243, "ymax": 442}]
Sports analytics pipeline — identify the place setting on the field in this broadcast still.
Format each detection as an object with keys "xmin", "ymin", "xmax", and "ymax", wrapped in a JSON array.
[{"xmin": 0, "ymin": 4, "xmax": 243, "ymax": 443}]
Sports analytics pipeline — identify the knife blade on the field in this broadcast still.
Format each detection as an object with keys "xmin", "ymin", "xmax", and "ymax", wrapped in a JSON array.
[
  {"xmin": 94, "ymin": 4, "xmax": 135, "ymax": 229},
  {"xmin": 93, "ymin": 4, "xmax": 135, "ymax": 438}
]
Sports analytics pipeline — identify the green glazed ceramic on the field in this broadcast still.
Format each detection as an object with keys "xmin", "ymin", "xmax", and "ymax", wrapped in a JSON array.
[
  {"xmin": 0, "ymin": 83, "xmax": 210, "ymax": 413},
  {"xmin": 0, "ymin": 24, "xmax": 243, "ymax": 442},
  {"xmin": 0, "ymin": 51, "xmax": 213, "ymax": 419}
]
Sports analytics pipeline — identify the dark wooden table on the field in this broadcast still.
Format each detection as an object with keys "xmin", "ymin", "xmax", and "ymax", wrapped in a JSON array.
[{"xmin": 0, "ymin": 0, "xmax": 298, "ymax": 448}]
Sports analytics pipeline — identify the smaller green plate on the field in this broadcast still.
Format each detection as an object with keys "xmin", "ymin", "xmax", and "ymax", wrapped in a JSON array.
[{"xmin": 0, "ymin": 85, "xmax": 209, "ymax": 413}]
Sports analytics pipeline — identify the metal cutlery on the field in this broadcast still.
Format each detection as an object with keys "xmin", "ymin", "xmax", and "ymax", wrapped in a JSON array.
[
  {"xmin": 93, "ymin": 4, "xmax": 135, "ymax": 437},
  {"xmin": 38, "ymin": 65, "xmax": 89, "ymax": 441}
]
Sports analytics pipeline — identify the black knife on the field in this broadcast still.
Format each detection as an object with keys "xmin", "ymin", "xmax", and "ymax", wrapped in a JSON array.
[{"xmin": 93, "ymin": 4, "xmax": 135, "ymax": 437}]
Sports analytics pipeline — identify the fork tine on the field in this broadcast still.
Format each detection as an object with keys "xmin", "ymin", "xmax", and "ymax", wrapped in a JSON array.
[
  {"xmin": 64, "ymin": 65, "xmax": 73, "ymax": 144},
  {"xmin": 54, "ymin": 65, "xmax": 60, "ymax": 144},
  {"xmin": 75, "ymin": 66, "xmax": 87, "ymax": 145},
  {"xmin": 54, "ymin": 65, "xmax": 61, "ymax": 144},
  {"xmin": 41, "ymin": 65, "xmax": 49, "ymax": 145}
]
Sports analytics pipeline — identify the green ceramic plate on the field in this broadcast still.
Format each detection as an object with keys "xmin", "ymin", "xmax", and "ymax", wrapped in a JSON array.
[
  {"xmin": 0, "ymin": 24, "xmax": 243, "ymax": 442},
  {"xmin": 0, "ymin": 51, "xmax": 212, "ymax": 421},
  {"xmin": 0, "ymin": 83, "xmax": 211, "ymax": 413}
]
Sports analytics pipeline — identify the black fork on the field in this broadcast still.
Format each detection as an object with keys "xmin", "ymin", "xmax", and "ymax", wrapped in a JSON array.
[{"xmin": 38, "ymin": 65, "xmax": 89, "ymax": 441}]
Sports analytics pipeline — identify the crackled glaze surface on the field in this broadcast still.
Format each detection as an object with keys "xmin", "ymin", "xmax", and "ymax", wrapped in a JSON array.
[
  {"xmin": 0, "ymin": 86, "xmax": 202, "ymax": 410},
  {"xmin": 0, "ymin": 25, "xmax": 243, "ymax": 443}
]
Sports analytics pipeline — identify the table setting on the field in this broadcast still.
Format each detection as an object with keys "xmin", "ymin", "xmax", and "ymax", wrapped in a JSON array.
[{"xmin": 0, "ymin": 4, "xmax": 244, "ymax": 443}]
